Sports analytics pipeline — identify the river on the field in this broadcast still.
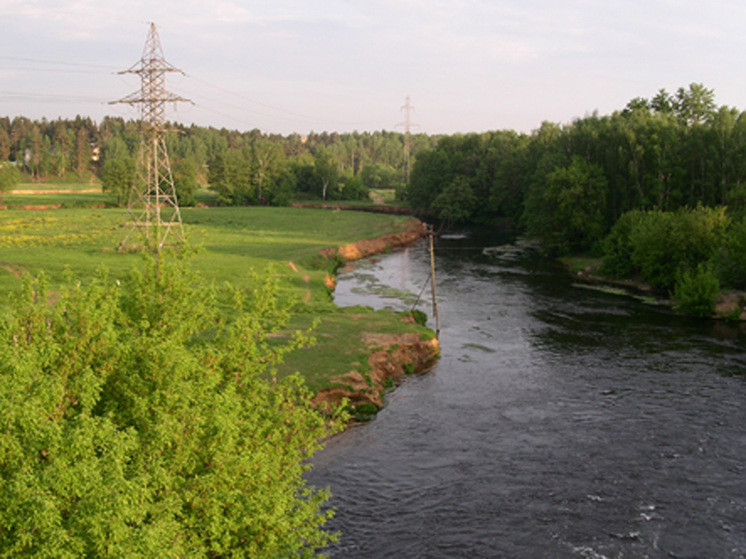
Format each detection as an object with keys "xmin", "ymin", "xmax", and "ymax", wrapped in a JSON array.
[{"xmin": 308, "ymin": 226, "xmax": 746, "ymax": 558}]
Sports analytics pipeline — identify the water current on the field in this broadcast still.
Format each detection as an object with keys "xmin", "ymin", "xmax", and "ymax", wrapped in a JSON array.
[{"xmin": 308, "ymin": 226, "xmax": 746, "ymax": 558}]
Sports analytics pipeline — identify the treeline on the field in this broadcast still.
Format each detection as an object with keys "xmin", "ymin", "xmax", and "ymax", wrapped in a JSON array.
[
  {"xmin": 0, "ymin": 115, "xmax": 434, "ymax": 206},
  {"xmin": 407, "ymin": 84, "xmax": 746, "ymax": 314},
  {"xmin": 409, "ymin": 84, "xmax": 746, "ymax": 246}
]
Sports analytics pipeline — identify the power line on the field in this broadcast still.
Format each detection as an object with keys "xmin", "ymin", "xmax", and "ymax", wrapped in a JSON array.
[
  {"xmin": 182, "ymin": 74, "xmax": 379, "ymax": 128},
  {"xmin": 0, "ymin": 66, "xmax": 113, "ymax": 75},
  {"xmin": 0, "ymin": 56, "xmax": 119, "ymax": 71},
  {"xmin": 0, "ymin": 91, "xmax": 107, "ymax": 104}
]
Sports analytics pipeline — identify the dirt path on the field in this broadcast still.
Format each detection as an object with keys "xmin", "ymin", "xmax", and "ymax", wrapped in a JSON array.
[{"xmin": 10, "ymin": 188, "xmax": 102, "ymax": 194}]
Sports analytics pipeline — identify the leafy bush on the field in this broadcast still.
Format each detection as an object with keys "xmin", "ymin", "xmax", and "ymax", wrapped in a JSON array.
[
  {"xmin": 0, "ymin": 258, "xmax": 343, "ymax": 557},
  {"xmin": 715, "ymin": 219, "xmax": 746, "ymax": 289},
  {"xmin": 621, "ymin": 205, "xmax": 730, "ymax": 290},
  {"xmin": 525, "ymin": 156, "xmax": 608, "ymax": 254},
  {"xmin": 672, "ymin": 263, "xmax": 720, "ymax": 317},
  {"xmin": 601, "ymin": 210, "xmax": 643, "ymax": 278},
  {"xmin": 0, "ymin": 163, "xmax": 21, "ymax": 202},
  {"xmin": 410, "ymin": 309, "xmax": 428, "ymax": 327},
  {"xmin": 101, "ymin": 156, "xmax": 135, "ymax": 207},
  {"xmin": 431, "ymin": 176, "xmax": 477, "ymax": 224}
]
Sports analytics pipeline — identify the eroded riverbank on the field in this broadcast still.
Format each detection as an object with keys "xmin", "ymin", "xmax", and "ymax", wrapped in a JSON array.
[{"xmin": 310, "ymin": 218, "xmax": 440, "ymax": 411}]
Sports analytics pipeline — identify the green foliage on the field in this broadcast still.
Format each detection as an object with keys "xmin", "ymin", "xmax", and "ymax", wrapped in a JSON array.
[
  {"xmin": 348, "ymin": 402, "xmax": 380, "ymax": 422},
  {"xmin": 314, "ymin": 148, "xmax": 339, "ymax": 201},
  {"xmin": 715, "ymin": 219, "xmax": 746, "ymax": 289},
  {"xmin": 672, "ymin": 263, "xmax": 720, "ymax": 317},
  {"xmin": 360, "ymin": 163, "xmax": 400, "ymax": 191},
  {"xmin": 409, "ymin": 310, "xmax": 428, "ymax": 327},
  {"xmin": 602, "ymin": 206, "xmax": 731, "ymax": 291},
  {"xmin": 431, "ymin": 176, "xmax": 477, "ymax": 224},
  {"xmin": 526, "ymin": 156, "xmax": 608, "ymax": 253},
  {"xmin": 601, "ymin": 210, "xmax": 644, "ymax": 278},
  {"xmin": 0, "ymin": 259, "xmax": 344, "ymax": 557},
  {"xmin": 101, "ymin": 156, "xmax": 135, "ymax": 207},
  {"xmin": 339, "ymin": 172, "xmax": 370, "ymax": 201},
  {"xmin": 208, "ymin": 150, "xmax": 253, "ymax": 206},
  {"xmin": 629, "ymin": 206, "xmax": 729, "ymax": 290},
  {"xmin": 0, "ymin": 163, "xmax": 21, "ymax": 202},
  {"xmin": 172, "ymin": 158, "xmax": 199, "ymax": 207}
]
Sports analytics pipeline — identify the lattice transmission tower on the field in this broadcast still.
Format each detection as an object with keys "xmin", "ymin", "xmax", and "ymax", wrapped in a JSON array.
[
  {"xmin": 396, "ymin": 95, "xmax": 419, "ymax": 198},
  {"xmin": 111, "ymin": 23, "xmax": 190, "ymax": 253}
]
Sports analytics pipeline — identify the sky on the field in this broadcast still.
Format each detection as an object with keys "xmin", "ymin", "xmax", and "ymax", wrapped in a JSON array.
[{"xmin": 2, "ymin": 0, "xmax": 746, "ymax": 136}]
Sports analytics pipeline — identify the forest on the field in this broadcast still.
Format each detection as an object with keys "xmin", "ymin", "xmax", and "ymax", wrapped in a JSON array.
[
  {"xmin": 406, "ymin": 83, "xmax": 746, "ymax": 315},
  {"xmin": 3, "ymin": 83, "xmax": 746, "ymax": 314},
  {"xmin": 0, "ymin": 115, "xmax": 433, "ymax": 206}
]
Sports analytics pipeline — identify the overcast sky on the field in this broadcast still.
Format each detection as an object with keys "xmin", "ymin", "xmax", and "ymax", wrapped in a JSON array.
[{"xmin": 2, "ymin": 0, "xmax": 746, "ymax": 135}]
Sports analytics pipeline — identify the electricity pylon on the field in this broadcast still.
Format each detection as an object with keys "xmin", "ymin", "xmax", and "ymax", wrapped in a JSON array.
[
  {"xmin": 111, "ymin": 23, "xmax": 190, "ymax": 253},
  {"xmin": 396, "ymin": 95, "xmax": 419, "ymax": 198}
]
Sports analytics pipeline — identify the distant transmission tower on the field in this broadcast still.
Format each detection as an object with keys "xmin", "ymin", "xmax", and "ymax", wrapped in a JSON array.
[
  {"xmin": 111, "ymin": 23, "xmax": 190, "ymax": 253},
  {"xmin": 396, "ymin": 95, "xmax": 419, "ymax": 197}
]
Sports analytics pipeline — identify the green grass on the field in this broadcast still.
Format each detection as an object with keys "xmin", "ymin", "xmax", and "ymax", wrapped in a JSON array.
[
  {"xmin": 277, "ymin": 307, "xmax": 433, "ymax": 392},
  {"xmin": 2, "ymin": 193, "xmax": 109, "ymax": 207},
  {"xmin": 0, "ymin": 205, "xmax": 426, "ymax": 393},
  {"xmin": 0, "ymin": 206, "xmax": 414, "ymax": 297},
  {"xmin": 558, "ymin": 255, "xmax": 604, "ymax": 274}
]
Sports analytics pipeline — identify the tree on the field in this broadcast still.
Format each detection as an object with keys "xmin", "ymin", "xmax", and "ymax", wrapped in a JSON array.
[
  {"xmin": 208, "ymin": 150, "xmax": 253, "ymax": 205},
  {"xmin": 651, "ymin": 88, "xmax": 675, "ymax": 115},
  {"xmin": 172, "ymin": 157, "xmax": 199, "ymax": 207},
  {"xmin": 0, "ymin": 259, "xmax": 344, "ymax": 557},
  {"xmin": 675, "ymin": 83, "xmax": 716, "ymax": 126},
  {"xmin": 101, "ymin": 156, "xmax": 135, "ymax": 207},
  {"xmin": 313, "ymin": 148, "xmax": 338, "ymax": 201},
  {"xmin": 0, "ymin": 163, "xmax": 20, "ymax": 204},
  {"xmin": 360, "ymin": 163, "xmax": 400, "ymax": 191},
  {"xmin": 543, "ymin": 156, "xmax": 609, "ymax": 252},
  {"xmin": 430, "ymin": 176, "xmax": 477, "ymax": 224},
  {"xmin": 74, "ymin": 128, "xmax": 90, "ymax": 177},
  {"xmin": 0, "ymin": 128, "xmax": 10, "ymax": 162},
  {"xmin": 339, "ymin": 171, "xmax": 370, "ymax": 201},
  {"xmin": 251, "ymin": 139, "xmax": 285, "ymax": 204}
]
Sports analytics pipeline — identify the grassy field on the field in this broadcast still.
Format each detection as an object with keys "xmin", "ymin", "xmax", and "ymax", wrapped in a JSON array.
[
  {"xmin": 2, "ymin": 181, "xmax": 108, "ymax": 208},
  {"xmin": 0, "ymin": 202, "xmax": 433, "ymax": 394}
]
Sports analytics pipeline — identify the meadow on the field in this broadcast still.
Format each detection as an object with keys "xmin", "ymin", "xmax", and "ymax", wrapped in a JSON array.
[{"xmin": 0, "ymin": 197, "xmax": 433, "ymax": 393}]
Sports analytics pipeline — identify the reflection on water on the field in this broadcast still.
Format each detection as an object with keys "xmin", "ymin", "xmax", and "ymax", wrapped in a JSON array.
[{"xmin": 311, "ymin": 227, "xmax": 746, "ymax": 558}]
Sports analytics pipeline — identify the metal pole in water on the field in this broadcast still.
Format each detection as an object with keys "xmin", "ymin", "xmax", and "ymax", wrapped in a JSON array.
[{"xmin": 429, "ymin": 225, "xmax": 440, "ymax": 338}]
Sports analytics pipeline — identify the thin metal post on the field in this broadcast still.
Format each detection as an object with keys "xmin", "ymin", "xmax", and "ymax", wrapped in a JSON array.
[{"xmin": 429, "ymin": 225, "xmax": 440, "ymax": 338}]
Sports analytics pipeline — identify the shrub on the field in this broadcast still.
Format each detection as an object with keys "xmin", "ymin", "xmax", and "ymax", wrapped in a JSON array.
[
  {"xmin": 715, "ymin": 219, "xmax": 746, "ymax": 289},
  {"xmin": 627, "ymin": 206, "xmax": 729, "ymax": 291},
  {"xmin": 601, "ymin": 210, "xmax": 643, "ymax": 278},
  {"xmin": 0, "ymin": 258, "xmax": 344, "ymax": 557},
  {"xmin": 672, "ymin": 263, "xmax": 720, "ymax": 317}
]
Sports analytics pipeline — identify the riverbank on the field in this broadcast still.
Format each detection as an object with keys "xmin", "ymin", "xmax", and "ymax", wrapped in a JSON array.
[
  {"xmin": 0, "ymin": 206, "xmax": 440, "ymax": 415},
  {"xmin": 289, "ymin": 218, "xmax": 441, "ymax": 414},
  {"xmin": 564, "ymin": 257, "xmax": 746, "ymax": 320}
]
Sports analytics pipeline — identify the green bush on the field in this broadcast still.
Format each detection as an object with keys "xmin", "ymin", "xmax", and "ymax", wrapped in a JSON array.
[
  {"xmin": 0, "ymin": 162, "xmax": 21, "ymax": 203},
  {"xmin": 672, "ymin": 263, "xmax": 720, "ymax": 317},
  {"xmin": 601, "ymin": 210, "xmax": 643, "ymax": 278},
  {"xmin": 715, "ymin": 219, "xmax": 746, "ymax": 289},
  {"xmin": 620, "ymin": 205, "xmax": 730, "ymax": 290},
  {"xmin": 0, "ymin": 258, "xmax": 343, "ymax": 557},
  {"xmin": 101, "ymin": 156, "xmax": 135, "ymax": 207}
]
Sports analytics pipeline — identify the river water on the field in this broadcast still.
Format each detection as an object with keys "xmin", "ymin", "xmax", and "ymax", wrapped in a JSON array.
[{"xmin": 308, "ymin": 226, "xmax": 746, "ymax": 559}]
